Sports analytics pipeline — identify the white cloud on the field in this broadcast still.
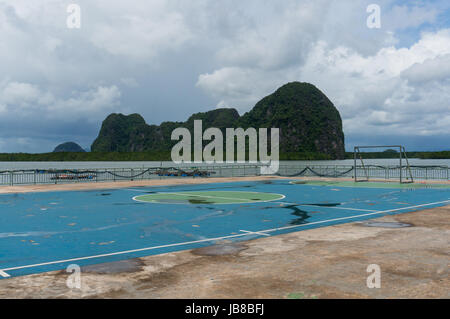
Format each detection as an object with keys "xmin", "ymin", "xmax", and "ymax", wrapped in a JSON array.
[
  {"xmin": 90, "ymin": 7, "xmax": 192, "ymax": 61},
  {"xmin": 0, "ymin": 81, "xmax": 121, "ymax": 121},
  {"xmin": 48, "ymin": 85, "xmax": 122, "ymax": 119},
  {"xmin": 197, "ymin": 28, "xmax": 450, "ymax": 138},
  {"xmin": 0, "ymin": 0, "xmax": 449, "ymax": 152},
  {"xmin": 212, "ymin": 0, "xmax": 328, "ymax": 70},
  {"xmin": 402, "ymin": 54, "xmax": 450, "ymax": 84},
  {"xmin": 1, "ymin": 82, "xmax": 42, "ymax": 106},
  {"xmin": 299, "ymin": 30, "xmax": 450, "ymax": 137}
]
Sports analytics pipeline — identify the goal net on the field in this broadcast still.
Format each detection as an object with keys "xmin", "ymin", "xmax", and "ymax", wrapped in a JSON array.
[{"xmin": 354, "ymin": 145, "xmax": 414, "ymax": 184}]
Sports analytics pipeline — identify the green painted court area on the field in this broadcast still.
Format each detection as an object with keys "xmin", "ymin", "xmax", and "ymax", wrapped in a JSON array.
[
  {"xmin": 133, "ymin": 191, "xmax": 285, "ymax": 204},
  {"xmin": 290, "ymin": 180, "xmax": 450, "ymax": 189}
]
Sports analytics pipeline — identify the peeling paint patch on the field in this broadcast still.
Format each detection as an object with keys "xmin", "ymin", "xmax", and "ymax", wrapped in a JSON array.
[
  {"xmin": 192, "ymin": 243, "xmax": 248, "ymax": 256},
  {"xmin": 98, "ymin": 241, "xmax": 115, "ymax": 246},
  {"xmin": 81, "ymin": 258, "xmax": 144, "ymax": 274}
]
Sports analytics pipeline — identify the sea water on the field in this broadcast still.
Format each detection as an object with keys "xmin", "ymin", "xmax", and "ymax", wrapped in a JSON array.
[{"xmin": 0, "ymin": 159, "xmax": 449, "ymax": 171}]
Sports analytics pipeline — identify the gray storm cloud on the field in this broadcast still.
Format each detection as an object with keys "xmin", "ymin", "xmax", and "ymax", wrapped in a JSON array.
[{"xmin": 0, "ymin": 0, "xmax": 449, "ymax": 152}]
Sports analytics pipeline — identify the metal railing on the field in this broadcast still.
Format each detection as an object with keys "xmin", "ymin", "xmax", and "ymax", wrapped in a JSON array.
[
  {"xmin": 0, "ymin": 164, "xmax": 448, "ymax": 186},
  {"xmin": 278, "ymin": 165, "xmax": 449, "ymax": 181},
  {"xmin": 0, "ymin": 165, "xmax": 262, "ymax": 186}
]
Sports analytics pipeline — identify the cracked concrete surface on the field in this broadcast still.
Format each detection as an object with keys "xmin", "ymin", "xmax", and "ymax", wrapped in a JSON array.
[
  {"xmin": 0, "ymin": 177, "xmax": 448, "ymax": 299},
  {"xmin": 0, "ymin": 206, "xmax": 448, "ymax": 299}
]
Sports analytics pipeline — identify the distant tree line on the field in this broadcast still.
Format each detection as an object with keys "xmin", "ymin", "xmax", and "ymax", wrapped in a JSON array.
[
  {"xmin": 0, "ymin": 150, "xmax": 448, "ymax": 162},
  {"xmin": 344, "ymin": 150, "xmax": 450, "ymax": 160}
]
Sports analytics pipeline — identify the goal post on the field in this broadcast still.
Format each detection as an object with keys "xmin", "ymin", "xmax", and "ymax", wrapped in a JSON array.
[{"xmin": 354, "ymin": 145, "xmax": 414, "ymax": 184}]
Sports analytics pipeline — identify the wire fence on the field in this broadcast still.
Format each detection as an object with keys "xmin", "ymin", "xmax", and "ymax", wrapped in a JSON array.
[{"xmin": 0, "ymin": 164, "xmax": 448, "ymax": 186}]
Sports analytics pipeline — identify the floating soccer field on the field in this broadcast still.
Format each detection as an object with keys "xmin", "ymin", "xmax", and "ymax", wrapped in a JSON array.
[{"xmin": 0, "ymin": 179, "xmax": 449, "ymax": 279}]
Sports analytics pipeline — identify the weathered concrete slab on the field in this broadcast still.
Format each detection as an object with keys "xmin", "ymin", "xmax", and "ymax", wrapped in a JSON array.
[{"xmin": 1, "ymin": 205, "xmax": 448, "ymax": 299}]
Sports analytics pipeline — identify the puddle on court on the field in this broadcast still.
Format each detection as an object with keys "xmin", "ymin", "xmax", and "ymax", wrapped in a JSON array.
[
  {"xmin": 81, "ymin": 258, "xmax": 145, "ymax": 274},
  {"xmin": 191, "ymin": 243, "xmax": 248, "ymax": 256},
  {"xmin": 286, "ymin": 206, "xmax": 311, "ymax": 225},
  {"xmin": 188, "ymin": 199, "xmax": 210, "ymax": 204},
  {"xmin": 262, "ymin": 204, "xmax": 311, "ymax": 225},
  {"xmin": 195, "ymin": 206, "xmax": 216, "ymax": 210},
  {"xmin": 360, "ymin": 221, "xmax": 413, "ymax": 228},
  {"xmin": 263, "ymin": 202, "xmax": 341, "ymax": 225},
  {"xmin": 306, "ymin": 203, "xmax": 341, "ymax": 207}
]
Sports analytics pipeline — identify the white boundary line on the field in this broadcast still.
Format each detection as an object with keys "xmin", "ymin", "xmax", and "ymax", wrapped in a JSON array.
[
  {"xmin": 251, "ymin": 199, "xmax": 450, "ymax": 234},
  {"xmin": 300, "ymin": 205, "xmax": 378, "ymax": 212},
  {"xmin": 240, "ymin": 230, "xmax": 271, "ymax": 237},
  {"xmin": 1, "ymin": 199, "xmax": 449, "ymax": 276},
  {"xmin": 1, "ymin": 233, "xmax": 252, "ymax": 273},
  {"xmin": 0, "ymin": 270, "xmax": 10, "ymax": 278}
]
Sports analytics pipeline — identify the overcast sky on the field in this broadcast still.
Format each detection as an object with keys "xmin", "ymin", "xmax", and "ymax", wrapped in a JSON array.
[{"xmin": 0, "ymin": 0, "xmax": 449, "ymax": 153}]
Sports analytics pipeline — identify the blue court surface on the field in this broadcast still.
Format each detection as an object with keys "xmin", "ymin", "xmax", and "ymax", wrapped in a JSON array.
[{"xmin": 1, "ymin": 179, "xmax": 449, "ymax": 279}]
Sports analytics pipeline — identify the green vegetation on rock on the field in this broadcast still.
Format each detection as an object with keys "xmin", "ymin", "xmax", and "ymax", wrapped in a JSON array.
[
  {"xmin": 53, "ymin": 142, "xmax": 86, "ymax": 153},
  {"xmin": 237, "ymin": 82, "xmax": 345, "ymax": 159},
  {"xmin": 91, "ymin": 82, "xmax": 346, "ymax": 159}
]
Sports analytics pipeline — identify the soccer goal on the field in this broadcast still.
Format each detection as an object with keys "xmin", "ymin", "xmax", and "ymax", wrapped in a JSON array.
[{"xmin": 354, "ymin": 145, "xmax": 414, "ymax": 183}]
